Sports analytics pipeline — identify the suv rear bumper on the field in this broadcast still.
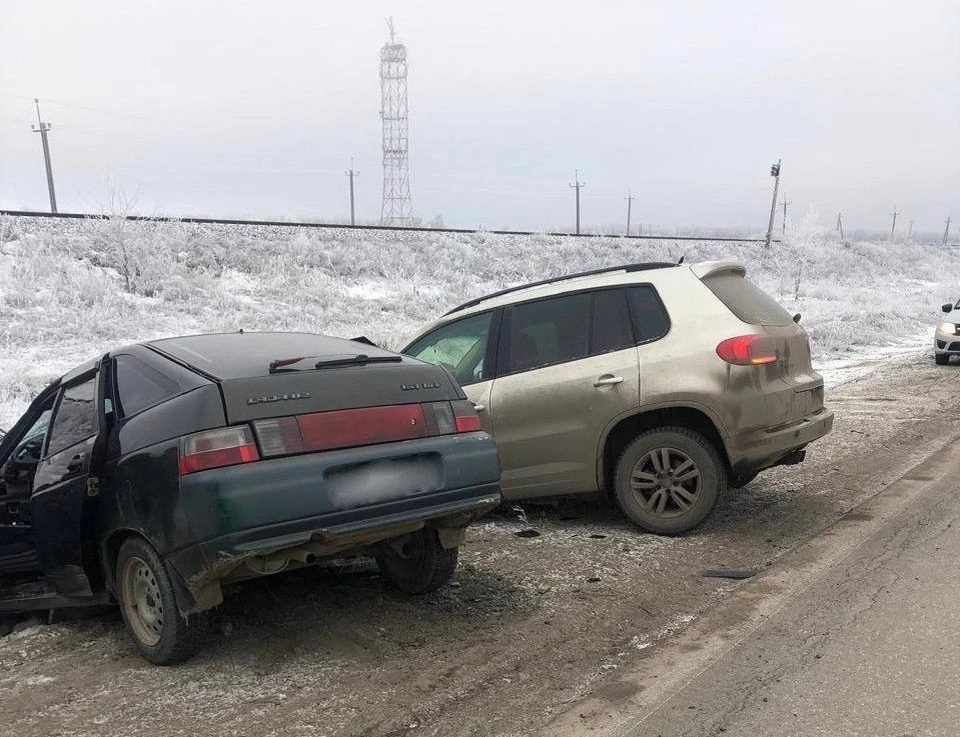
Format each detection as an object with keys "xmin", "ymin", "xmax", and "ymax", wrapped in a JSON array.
[{"xmin": 728, "ymin": 408, "xmax": 834, "ymax": 477}]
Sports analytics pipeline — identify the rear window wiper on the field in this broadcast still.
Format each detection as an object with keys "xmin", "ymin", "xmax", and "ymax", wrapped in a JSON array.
[{"xmin": 269, "ymin": 354, "xmax": 402, "ymax": 374}]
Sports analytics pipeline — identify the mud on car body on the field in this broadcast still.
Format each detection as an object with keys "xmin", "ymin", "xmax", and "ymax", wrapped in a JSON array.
[
  {"xmin": 0, "ymin": 332, "xmax": 500, "ymax": 664},
  {"xmin": 403, "ymin": 260, "xmax": 833, "ymax": 535}
]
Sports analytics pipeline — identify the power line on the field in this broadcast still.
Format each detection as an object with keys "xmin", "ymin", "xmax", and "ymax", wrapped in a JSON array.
[{"xmin": 0, "ymin": 92, "xmax": 154, "ymax": 121}]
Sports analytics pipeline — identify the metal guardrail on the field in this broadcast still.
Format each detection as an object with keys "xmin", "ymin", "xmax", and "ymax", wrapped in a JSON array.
[{"xmin": 0, "ymin": 209, "xmax": 776, "ymax": 244}]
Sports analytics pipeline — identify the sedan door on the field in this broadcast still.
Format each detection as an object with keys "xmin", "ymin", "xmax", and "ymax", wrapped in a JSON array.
[
  {"xmin": 31, "ymin": 364, "xmax": 108, "ymax": 598},
  {"xmin": 488, "ymin": 289, "xmax": 640, "ymax": 499},
  {"xmin": 0, "ymin": 386, "xmax": 58, "ymax": 578}
]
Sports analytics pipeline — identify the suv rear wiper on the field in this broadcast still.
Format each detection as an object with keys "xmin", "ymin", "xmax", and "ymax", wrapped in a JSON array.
[{"xmin": 269, "ymin": 354, "xmax": 402, "ymax": 374}]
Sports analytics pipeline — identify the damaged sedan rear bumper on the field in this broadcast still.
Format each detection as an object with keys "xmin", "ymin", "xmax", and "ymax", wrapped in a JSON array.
[{"xmin": 161, "ymin": 432, "xmax": 501, "ymax": 612}]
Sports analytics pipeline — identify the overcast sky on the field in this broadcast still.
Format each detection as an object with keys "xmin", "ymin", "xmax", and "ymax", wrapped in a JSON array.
[{"xmin": 1, "ymin": 0, "xmax": 957, "ymax": 233}]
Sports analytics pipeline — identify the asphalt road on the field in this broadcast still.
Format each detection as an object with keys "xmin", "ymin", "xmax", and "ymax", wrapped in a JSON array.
[{"xmin": 584, "ymin": 436, "xmax": 960, "ymax": 737}]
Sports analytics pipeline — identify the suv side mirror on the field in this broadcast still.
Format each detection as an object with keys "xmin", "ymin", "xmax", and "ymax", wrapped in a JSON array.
[
  {"xmin": 792, "ymin": 313, "xmax": 802, "ymax": 324},
  {"xmin": 943, "ymin": 303, "xmax": 953, "ymax": 314}
]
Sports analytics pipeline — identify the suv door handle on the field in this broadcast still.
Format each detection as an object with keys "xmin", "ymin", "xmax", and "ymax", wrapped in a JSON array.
[
  {"xmin": 593, "ymin": 375, "xmax": 624, "ymax": 387},
  {"xmin": 66, "ymin": 453, "xmax": 86, "ymax": 472}
]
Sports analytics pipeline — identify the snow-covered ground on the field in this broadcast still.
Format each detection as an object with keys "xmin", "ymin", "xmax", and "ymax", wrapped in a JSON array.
[{"xmin": 0, "ymin": 214, "xmax": 951, "ymax": 428}]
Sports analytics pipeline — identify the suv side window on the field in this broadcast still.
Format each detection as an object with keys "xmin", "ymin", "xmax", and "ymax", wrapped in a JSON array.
[
  {"xmin": 404, "ymin": 311, "xmax": 493, "ymax": 386},
  {"xmin": 46, "ymin": 377, "xmax": 97, "ymax": 456},
  {"xmin": 503, "ymin": 293, "xmax": 590, "ymax": 374},
  {"xmin": 627, "ymin": 285, "xmax": 671, "ymax": 343},
  {"xmin": 115, "ymin": 354, "xmax": 180, "ymax": 418},
  {"xmin": 591, "ymin": 288, "xmax": 634, "ymax": 354}
]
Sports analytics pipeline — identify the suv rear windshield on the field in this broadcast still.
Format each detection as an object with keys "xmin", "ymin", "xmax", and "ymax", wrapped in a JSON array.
[{"xmin": 700, "ymin": 272, "xmax": 793, "ymax": 326}]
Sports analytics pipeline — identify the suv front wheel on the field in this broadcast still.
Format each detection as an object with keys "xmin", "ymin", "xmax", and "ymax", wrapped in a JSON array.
[{"xmin": 614, "ymin": 427, "xmax": 726, "ymax": 534}]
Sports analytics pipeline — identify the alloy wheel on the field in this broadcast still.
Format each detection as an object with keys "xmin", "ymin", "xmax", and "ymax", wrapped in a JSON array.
[{"xmin": 629, "ymin": 447, "xmax": 703, "ymax": 518}]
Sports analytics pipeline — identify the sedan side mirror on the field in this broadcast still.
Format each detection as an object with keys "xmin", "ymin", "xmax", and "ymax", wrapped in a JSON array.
[{"xmin": 943, "ymin": 303, "xmax": 953, "ymax": 313}]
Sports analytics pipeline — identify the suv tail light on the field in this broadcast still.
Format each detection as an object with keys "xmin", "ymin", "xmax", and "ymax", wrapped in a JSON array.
[
  {"xmin": 716, "ymin": 335, "xmax": 779, "ymax": 366},
  {"xmin": 253, "ymin": 401, "xmax": 484, "ymax": 458},
  {"xmin": 179, "ymin": 426, "xmax": 260, "ymax": 476}
]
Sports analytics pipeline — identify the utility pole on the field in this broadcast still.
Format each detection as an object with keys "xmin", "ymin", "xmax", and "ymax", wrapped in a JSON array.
[
  {"xmin": 345, "ymin": 158, "xmax": 358, "ymax": 226},
  {"xmin": 781, "ymin": 195, "xmax": 791, "ymax": 235},
  {"xmin": 624, "ymin": 188, "xmax": 634, "ymax": 236},
  {"xmin": 31, "ymin": 98, "xmax": 57, "ymax": 213},
  {"xmin": 890, "ymin": 205, "xmax": 898, "ymax": 241},
  {"xmin": 569, "ymin": 169, "xmax": 585, "ymax": 235},
  {"xmin": 907, "ymin": 219, "xmax": 914, "ymax": 242},
  {"xmin": 765, "ymin": 159, "xmax": 781, "ymax": 248},
  {"xmin": 945, "ymin": 216, "xmax": 952, "ymax": 246},
  {"xmin": 836, "ymin": 212, "xmax": 845, "ymax": 241}
]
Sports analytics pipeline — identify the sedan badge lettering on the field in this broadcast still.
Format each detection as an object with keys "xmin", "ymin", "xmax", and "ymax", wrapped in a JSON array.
[
  {"xmin": 246, "ymin": 391, "xmax": 312, "ymax": 406},
  {"xmin": 400, "ymin": 382, "xmax": 442, "ymax": 391}
]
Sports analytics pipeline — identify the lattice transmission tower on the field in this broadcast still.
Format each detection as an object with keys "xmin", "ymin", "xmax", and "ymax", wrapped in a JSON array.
[{"xmin": 380, "ymin": 18, "xmax": 413, "ymax": 225}]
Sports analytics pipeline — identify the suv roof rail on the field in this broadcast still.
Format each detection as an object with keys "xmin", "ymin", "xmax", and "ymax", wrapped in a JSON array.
[{"xmin": 444, "ymin": 261, "xmax": 678, "ymax": 316}]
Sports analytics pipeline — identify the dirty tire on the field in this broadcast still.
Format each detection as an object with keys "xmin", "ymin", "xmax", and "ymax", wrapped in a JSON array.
[
  {"xmin": 376, "ymin": 528, "xmax": 458, "ymax": 594},
  {"xmin": 935, "ymin": 353, "xmax": 949, "ymax": 365},
  {"xmin": 614, "ymin": 427, "xmax": 725, "ymax": 535},
  {"xmin": 116, "ymin": 536, "xmax": 209, "ymax": 665}
]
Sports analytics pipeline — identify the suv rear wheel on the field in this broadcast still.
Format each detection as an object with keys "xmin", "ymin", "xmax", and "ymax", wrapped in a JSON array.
[{"xmin": 613, "ymin": 427, "xmax": 725, "ymax": 534}]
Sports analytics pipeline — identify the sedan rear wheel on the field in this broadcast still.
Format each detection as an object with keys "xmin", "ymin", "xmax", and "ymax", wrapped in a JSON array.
[
  {"xmin": 376, "ymin": 528, "xmax": 458, "ymax": 594},
  {"xmin": 614, "ymin": 427, "xmax": 725, "ymax": 534},
  {"xmin": 116, "ymin": 536, "xmax": 209, "ymax": 665}
]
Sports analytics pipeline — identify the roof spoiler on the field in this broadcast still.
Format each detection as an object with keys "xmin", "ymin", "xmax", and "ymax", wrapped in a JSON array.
[{"xmin": 689, "ymin": 260, "xmax": 747, "ymax": 279}]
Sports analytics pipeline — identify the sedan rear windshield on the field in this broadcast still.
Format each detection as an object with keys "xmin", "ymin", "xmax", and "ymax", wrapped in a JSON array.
[
  {"xmin": 700, "ymin": 272, "xmax": 793, "ymax": 326},
  {"xmin": 149, "ymin": 333, "xmax": 401, "ymax": 379}
]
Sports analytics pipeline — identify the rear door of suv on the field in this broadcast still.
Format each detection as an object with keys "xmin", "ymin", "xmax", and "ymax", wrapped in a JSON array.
[
  {"xmin": 487, "ymin": 288, "xmax": 640, "ymax": 498},
  {"xmin": 697, "ymin": 266, "xmax": 825, "ymax": 425}
]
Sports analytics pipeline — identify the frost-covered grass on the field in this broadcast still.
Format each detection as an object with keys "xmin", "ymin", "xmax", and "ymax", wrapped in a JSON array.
[{"xmin": 0, "ymin": 214, "xmax": 953, "ymax": 427}]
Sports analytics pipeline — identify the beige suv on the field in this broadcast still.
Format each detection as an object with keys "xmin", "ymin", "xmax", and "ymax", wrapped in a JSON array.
[{"xmin": 402, "ymin": 260, "xmax": 833, "ymax": 534}]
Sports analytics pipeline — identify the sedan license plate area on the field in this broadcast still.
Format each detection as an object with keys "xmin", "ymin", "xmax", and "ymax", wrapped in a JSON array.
[{"xmin": 324, "ymin": 454, "xmax": 443, "ymax": 509}]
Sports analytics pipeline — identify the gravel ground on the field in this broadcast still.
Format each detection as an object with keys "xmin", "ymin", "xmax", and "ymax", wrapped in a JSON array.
[{"xmin": 1, "ymin": 348, "xmax": 958, "ymax": 737}]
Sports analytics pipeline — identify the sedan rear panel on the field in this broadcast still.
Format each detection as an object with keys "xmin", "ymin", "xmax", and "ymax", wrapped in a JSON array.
[
  {"xmin": 166, "ymin": 432, "xmax": 500, "ymax": 605},
  {"xmin": 219, "ymin": 362, "xmax": 458, "ymax": 424}
]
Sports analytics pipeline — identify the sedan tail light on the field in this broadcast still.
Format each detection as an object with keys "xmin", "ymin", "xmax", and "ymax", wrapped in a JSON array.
[
  {"xmin": 716, "ymin": 335, "xmax": 779, "ymax": 366},
  {"xmin": 253, "ymin": 401, "xmax": 484, "ymax": 459},
  {"xmin": 179, "ymin": 426, "xmax": 260, "ymax": 476},
  {"xmin": 451, "ymin": 400, "xmax": 483, "ymax": 433}
]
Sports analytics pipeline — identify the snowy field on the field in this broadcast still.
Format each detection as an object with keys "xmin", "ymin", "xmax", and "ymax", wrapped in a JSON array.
[{"xmin": 0, "ymin": 214, "xmax": 950, "ymax": 428}]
